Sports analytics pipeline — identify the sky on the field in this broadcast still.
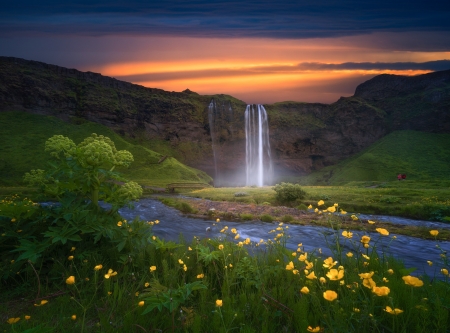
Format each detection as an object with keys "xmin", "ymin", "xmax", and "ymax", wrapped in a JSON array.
[{"xmin": 1, "ymin": 0, "xmax": 450, "ymax": 104}]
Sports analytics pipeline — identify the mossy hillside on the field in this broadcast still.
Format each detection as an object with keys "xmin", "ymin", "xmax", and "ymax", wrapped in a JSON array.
[
  {"xmin": 300, "ymin": 130, "xmax": 450, "ymax": 185},
  {"xmin": 0, "ymin": 111, "xmax": 211, "ymax": 186}
]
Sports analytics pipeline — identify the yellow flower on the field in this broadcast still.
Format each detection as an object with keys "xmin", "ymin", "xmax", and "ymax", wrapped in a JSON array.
[
  {"xmin": 383, "ymin": 277, "xmax": 389, "ymax": 282},
  {"xmin": 351, "ymin": 214, "xmax": 358, "ymax": 221},
  {"xmin": 34, "ymin": 300, "xmax": 48, "ymax": 306},
  {"xmin": 188, "ymin": 247, "xmax": 192, "ymax": 251},
  {"xmin": 183, "ymin": 264, "xmax": 187, "ymax": 271},
  {"xmin": 216, "ymin": 299, "xmax": 223, "ymax": 307},
  {"xmin": 237, "ymin": 241, "xmax": 243, "ymax": 247},
  {"xmin": 427, "ymin": 261, "xmax": 433, "ymax": 266},
  {"xmin": 384, "ymin": 306, "xmax": 403, "ymax": 315},
  {"xmin": 292, "ymin": 269, "xmax": 299, "ymax": 275},
  {"xmin": 244, "ymin": 238, "xmax": 251, "ymax": 245},
  {"xmin": 323, "ymin": 290, "xmax": 338, "ymax": 301},
  {"xmin": 178, "ymin": 259, "xmax": 184, "ymax": 264},
  {"xmin": 71, "ymin": 315, "xmax": 77, "ymax": 320},
  {"xmin": 441, "ymin": 268, "xmax": 449, "ymax": 275},
  {"xmin": 368, "ymin": 220, "xmax": 376, "ymax": 224},
  {"xmin": 231, "ymin": 228, "xmax": 237, "ymax": 234},
  {"xmin": 327, "ymin": 206, "xmax": 336, "ymax": 213},
  {"xmin": 70, "ymin": 247, "xmax": 76, "ymax": 252},
  {"xmin": 346, "ymin": 252, "xmax": 353, "ymax": 258},
  {"xmin": 11, "ymin": 218, "xmax": 17, "ymax": 223},
  {"xmin": 362, "ymin": 278, "xmax": 376, "ymax": 289},
  {"xmin": 216, "ymin": 218, "xmax": 220, "ymax": 223},
  {"xmin": 7, "ymin": 317, "xmax": 20, "ymax": 324},
  {"xmin": 144, "ymin": 282, "xmax": 150, "ymax": 287},
  {"xmin": 117, "ymin": 221, "xmax": 123, "ymax": 227},
  {"xmin": 25, "ymin": 315, "xmax": 31, "ymax": 320},
  {"xmin": 306, "ymin": 271, "xmax": 317, "ymax": 280},
  {"xmin": 149, "ymin": 266, "xmax": 156, "ymax": 272},
  {"xmin": 108, "ymin": 291, "xmax": 112, "ymax": 295},
  {"xmin": 94, "ymin": 264, "xmax": 103, "ymax": 271},
  {"xmin": 68, "ymin": 255, "xmax": 74, "ymax": 261},
  {"xmin": 314, "ymin": 208, "xmax": 318, "ymax": 213},
  {"xmin": 360, "ymin": 235, "xmax": 371, "ymax": 244},
  {"xmin": 286, "ymin": 261, "xmax": 294, "ymax": 270},
  {"xmin": 104, "ymin": 269, "xmax": 117, "ymax": 279},
  {"xmin": 298, "ymin": 253, "xmax": 308, "ymax": 261},
  {"xmin": 342, "ymin": 230, "xmax": 353, "ymax": 239},
  {"xmin": 138, "ymin": 301, "xmax": 145, "ymax": 307},
  {"xmin": 372, "ymin": 286, "xmax": 390, "ymax": 296},
  {"xmin": 340, "ymin": 209, "xmax": 347, "ymax": 215},
  {"xmin": 66, "ymin": 276, "xmax": 75, "ymax": 285},
  {"xmin": 430, "ymin": 230, "xmax": 439, "ymax": 236},
  {"xmin": 307, "ymin": 326, "xmax": 320, "ymax": 332},
  {"xmin": 319, "ymin": 277, "xmax": 326, "ymax": 284},
  {"xmin": 402, "ymin": 275, "xmax": 424, "ymax": 287},
  {"xmin": 307, "ymin": 204, "xmax": 312, "ymax": 209},
  {"xmin": 234, "ymin": 234, "xmax": 240, "ymax": 239},
  {"xmin": 197, "ymin": 273, "xmax": 204, "ymax": 279},
  {"xmin": 317, "ymin": 200, "xmax": 324, "ymax": 206},
  {"xmin": 387, "ymin": 269, "xmax": 394, "ymax": 275},
  {"xmin": 218, "ymin": 244, "xmax": 224, "ymax": 250},
  {"xmin": 376, "ymin": 228, "xmax": 389, "ymax": 236},
  {"xmin": 135, "ymin": 292, "xmax": 139, "ymax": 296},
  {"xmin": 358, "ymin": 272, "xmax": 375, "ymax": 280},
  {"xmin": 300, "ymin": 286, "xmax": 310, "ymax": 294},
  {"xmin": 322, "ymin": 257, "xmax": 335, "ymax": 269},
  {"xmin": 326, "ymin": 269, "xmax": 344, "ymax": 281}
]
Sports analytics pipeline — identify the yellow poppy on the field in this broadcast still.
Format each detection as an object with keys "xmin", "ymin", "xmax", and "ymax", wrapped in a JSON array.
[
  {"xmin": 372, "ymin": 286, "xmax": 390, "ymax": 296},
  {"xmin": 326, "ymin": 269, "xmax": 344, "ymax": 281},
  {"xmin": 216, "ymin": 299, "xmax": 223, "ymax": 307},
  {"xmin": 323, "ymin": 290, "xmax": 338, "ymax": 301},
  {"xmin": 300, "ymin": 286, "xmax": 309, "ymax": 294},
  {"xmin": 307, "ymin": 326, "xmax": 320, "ymax": 332},
  {"xmin": 402, "ymin": 275, "xmax": 424, "ymax": 287},
  {"xmin": 66, "ymin": 276, "xmax": 75, "ymax": 285},
  {"xmin": 376, "ymin": 228, "xmax": 389, "ymax": 236},
  {"xmin": 384, "ymin": 306, "xmax": 403, "ymax": 315},
  {"xmin": 7, "ymin": 317, "xmax": 20, "ymax": 324},
  {"xmin": 149, "ymin": 266, "xmax": 156, "ymax": 272},
  {"xmin": 429, "ymin": 230, "xmax": 439, "ymax": 236}
]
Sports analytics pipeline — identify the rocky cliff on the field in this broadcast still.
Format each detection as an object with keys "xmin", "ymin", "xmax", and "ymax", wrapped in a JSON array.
[{"xmin": 1, "ymin": 56, "xmax": 449, "ymax": 185}]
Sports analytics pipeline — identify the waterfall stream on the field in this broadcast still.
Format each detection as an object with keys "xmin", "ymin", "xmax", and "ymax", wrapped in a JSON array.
[{"xmin": 245, "ymin": 104, "xmax": 273, "ymax": 186}]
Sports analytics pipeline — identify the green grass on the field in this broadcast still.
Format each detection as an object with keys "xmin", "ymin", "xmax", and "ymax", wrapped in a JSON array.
[
  {"xmin": 185, "ymin": 182, "xmax": 450, "ymax": 221},
  {"xmin": 300, "ymin": 130, "xmax": 450, "ymax": 185},
  {"xmin": 0, "ymin": 111, "xmax": 212, "ymax": 187},
  {"xmin": 1, "ymin": 197, "xmax": 450, "ymax": 332}
]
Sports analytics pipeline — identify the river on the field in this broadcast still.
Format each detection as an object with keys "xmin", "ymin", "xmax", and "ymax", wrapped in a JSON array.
[{"xmin": 118, "ymin": 198, "xmax": 450, "ymax": 278}]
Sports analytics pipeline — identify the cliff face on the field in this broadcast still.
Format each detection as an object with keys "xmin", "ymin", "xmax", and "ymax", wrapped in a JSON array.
[{"xmin": 1, "ymin": 56, "xmax": 449, "ymax": 185}]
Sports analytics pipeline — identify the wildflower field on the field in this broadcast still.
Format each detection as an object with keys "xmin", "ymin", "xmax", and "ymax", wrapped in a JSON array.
[{"xmin": 1, "ymin": 133, "xmax": 450, "ymax": 332}]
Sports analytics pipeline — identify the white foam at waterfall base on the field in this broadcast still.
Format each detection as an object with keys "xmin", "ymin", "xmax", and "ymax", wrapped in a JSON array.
[{"xmin": 245, "ymin": 104, "xmax": 273, "ymax": 186}]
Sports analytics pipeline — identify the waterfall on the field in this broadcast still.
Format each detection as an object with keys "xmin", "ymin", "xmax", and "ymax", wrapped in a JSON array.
[
  {"xmin": 208, "ymin": 100, "xmax": 218, "ymax": 184},
  {"xmin": 245, "ymin": 104, "xmax": 273, "ymax": 187}
]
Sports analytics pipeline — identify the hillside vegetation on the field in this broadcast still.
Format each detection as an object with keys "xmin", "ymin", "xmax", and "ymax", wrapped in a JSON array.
[
  {"xmin": 0, "ymin": 111, "xmax": 212, "ymax": 187},
  {"xmin": 300, "ymin": 130, "xmax": 450, "ymax": 185}
]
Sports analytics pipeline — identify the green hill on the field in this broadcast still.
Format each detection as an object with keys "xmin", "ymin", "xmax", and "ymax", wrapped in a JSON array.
[
  {"xmin": 0, "ymin": 111, "xmax": 212, "ymax": 187},
  {"xmin": 300, "ymin": 130, "xmax": 450, "ymax": 185}
]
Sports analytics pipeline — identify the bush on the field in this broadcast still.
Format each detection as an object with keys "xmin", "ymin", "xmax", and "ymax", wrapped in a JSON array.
[
  {"xmin": 273, "ymin": 182, "xmax": 307, "ymax": 203},
  {"xmin": 260, "ymin": 214, "xmax": 274, "ymax": 222},
  {"xmin": 178, "ymin": 202, "xmax": 195, "ymax": 214},
  {"xmin": 281, "ymin": 215, "xmax": 294, "ymax": 223},
  {"xmin": 240, "ymin": 213, "xmax": 254, "ymax": 221}
]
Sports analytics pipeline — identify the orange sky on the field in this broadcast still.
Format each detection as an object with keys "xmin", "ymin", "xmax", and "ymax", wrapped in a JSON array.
[{"xmin": 91, "ymin": 34, "xmax": 449, "ymax": 104}]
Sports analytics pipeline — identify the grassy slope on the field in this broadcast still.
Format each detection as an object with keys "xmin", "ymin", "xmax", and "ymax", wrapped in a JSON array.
[
  {"xmin": 300, "ymin": 130, "xmax": 450, "ymax": 185},
  {"xmin": 0, "ymin": 111, "xmax": 212, "ymax": 187}
]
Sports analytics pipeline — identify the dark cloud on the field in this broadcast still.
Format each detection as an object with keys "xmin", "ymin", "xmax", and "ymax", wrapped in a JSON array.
[
  {"xmin": 115, "ymin": 60, "xmax": 450, "ymax": 83},
  {"xmin": 1, "ymin": 1, "xmax": 450, "ymax": 39}
]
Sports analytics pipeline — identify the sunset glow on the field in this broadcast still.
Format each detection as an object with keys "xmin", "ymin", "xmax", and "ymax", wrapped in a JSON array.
[{"xmin": 1, "ymin": 1, "xmax": 449, "ymax": 103}]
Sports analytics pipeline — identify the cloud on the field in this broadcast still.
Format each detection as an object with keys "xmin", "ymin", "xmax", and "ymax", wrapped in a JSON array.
[
  {"xmin": 2, "ymin": 1, "xmax": 450, "ymax": 39},
  {"xmin": 114, "ymin": 61, "xmax": 450, "ymax": 83}
]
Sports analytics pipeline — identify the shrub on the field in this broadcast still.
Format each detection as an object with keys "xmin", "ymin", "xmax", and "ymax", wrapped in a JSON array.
[
  {"xmin": 260, "ymin": 214, "xmax": 274, "ymax": 222},
  {"xmin": 281, "ymin": 215, "xmax": 294, "ymax": 223},
  {"xmin": 297, "ymin": 203, "xmax": 308, "ymax": 210},
  {"xmin": 178, "ymin": 202, "xmax": 195, "ymax": 214},
  {"xmin": 273, "ymin": 182, "xmax": 307, "ymax": 203},
  {"xmin": 240, "ymin": 213, "xmax": 254, "ymax": 221}
]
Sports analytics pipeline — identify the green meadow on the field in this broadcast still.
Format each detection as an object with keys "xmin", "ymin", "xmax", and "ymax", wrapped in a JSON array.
[{"xmin": 1, "ymin": 111, "xmax": 450, "ymax": 332}]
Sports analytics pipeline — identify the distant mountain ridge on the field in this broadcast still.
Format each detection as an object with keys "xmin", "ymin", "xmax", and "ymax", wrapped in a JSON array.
[{"xmin": 1, "ymin": 56, "xmax": 449, "ymax": 185}]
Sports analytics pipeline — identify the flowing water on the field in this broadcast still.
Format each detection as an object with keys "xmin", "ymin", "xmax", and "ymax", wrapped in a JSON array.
[
  {"xmin": 119, "ymin": 198, "xmax": 450, "ymax": 278},
  {"xmin": 245, "ymin": 104, "xmax": 273, "ymax": 187}
]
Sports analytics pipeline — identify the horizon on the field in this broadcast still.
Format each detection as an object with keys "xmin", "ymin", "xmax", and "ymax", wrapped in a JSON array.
[{"xmin": 1, "ymin": 1, "xmax": 450, "ymax": 104}]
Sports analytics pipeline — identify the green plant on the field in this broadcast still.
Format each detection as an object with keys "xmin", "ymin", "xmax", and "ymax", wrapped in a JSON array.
[
  {"xmin": 273, "ymin": 182, "xmax": 306, "ymax": 203},
  {"xmin": 280, "ymin": 215, "xmax": 294, "ymax": 223},
  {"xmin": 260, "ymin": 214, "xmax": 274, "ymax": 223},
  {"xmin": 240, "ymin": 213, "xmax": 254, "ymax": 221}
]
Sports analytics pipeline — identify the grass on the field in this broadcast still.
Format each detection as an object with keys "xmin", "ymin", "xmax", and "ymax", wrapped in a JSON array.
[
  {"xmin": 183, "ymin": 181, "xmax": 450, "ymax": 222},
  {"xmin": 1, "ymin": 196, "xmax": 449, "ymax": 332},
  {"xmin": 300, "ymin": 130, "xmax": 450, "ymax": 185},
  {"xmin": 0, "ymin": 111, "xmax": 212, "ymax": 187}
]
